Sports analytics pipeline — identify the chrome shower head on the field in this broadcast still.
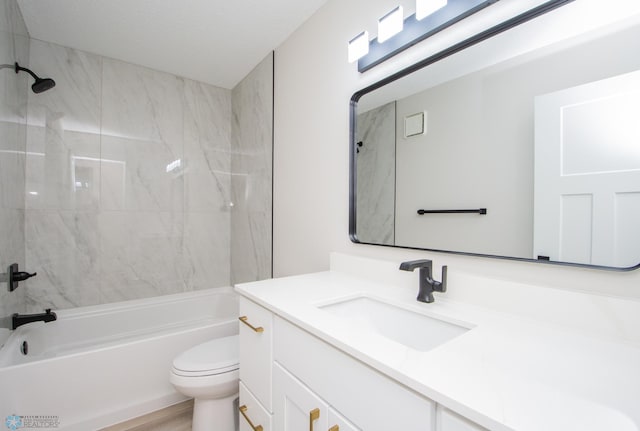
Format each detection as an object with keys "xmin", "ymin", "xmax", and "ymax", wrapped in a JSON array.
[{"xmin": 15, "ymin": 62, "xmax": 56, "ymax": 94}]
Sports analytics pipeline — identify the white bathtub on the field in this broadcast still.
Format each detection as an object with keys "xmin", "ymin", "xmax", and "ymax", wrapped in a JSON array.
[{"xmin": 0, "ymin": 287, "xmax": 238, "ymax": 430}]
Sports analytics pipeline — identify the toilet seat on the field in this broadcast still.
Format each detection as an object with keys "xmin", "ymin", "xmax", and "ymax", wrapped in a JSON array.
[{"xmin": 171, "ymin": 335, "xmax": 239, "ymax": 377}]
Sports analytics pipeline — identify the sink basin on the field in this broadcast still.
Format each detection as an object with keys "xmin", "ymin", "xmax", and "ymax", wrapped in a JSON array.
[{"xmin": 319, "ymin": 297, "xmax": 469, "ymax": 352}]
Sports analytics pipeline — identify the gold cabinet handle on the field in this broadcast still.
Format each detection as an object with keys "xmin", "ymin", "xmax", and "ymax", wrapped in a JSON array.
[
  {"xmin": 309, "ymin": 408, "xmax": 320, "ymax": 431},
  {"xmin": 329, "ymin": 426, "xmax": 340, "ymax": 431},
  {"xmin": 239, "ymin": 316, "xmax": 264, "ymax": 333},
  {"xmin": 239, "ymin": 405, "xmax": 263, "ymax": 431}
]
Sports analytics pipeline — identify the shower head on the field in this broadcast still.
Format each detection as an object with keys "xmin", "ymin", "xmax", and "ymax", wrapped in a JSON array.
[
  {"xmin": 31, "ymin": 77, "xmax": 56, "ymax": 94},
  {"xmin": 14, "ymin": 62, "xmax": 56, "ymax": 94}
]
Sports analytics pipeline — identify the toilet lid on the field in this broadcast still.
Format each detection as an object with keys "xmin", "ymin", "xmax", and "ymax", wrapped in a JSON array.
[{"xmin": 172, "ymin": 335, "xmax": 239, "ymax": 376}]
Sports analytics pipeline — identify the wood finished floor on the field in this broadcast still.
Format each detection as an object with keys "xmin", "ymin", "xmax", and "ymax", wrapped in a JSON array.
[{"xmin": 99, "ymin": 400, "xmax": 193, "ymax": 431}]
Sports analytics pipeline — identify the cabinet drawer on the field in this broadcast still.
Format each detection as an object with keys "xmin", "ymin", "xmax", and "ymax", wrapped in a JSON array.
[
  {"xmin": 240, "ymin": 381, "xmax": 272, "ymax": 431},
  {"xmin": 239, "ymin": 297, "xmax": 273, "ymax": 411},
  {"xmin": 329, "ymin": 407, "xmax": 360, "ymax": 431},
  {"xmin": 274, "ymin": 317, "xmax": 435, "ymax": 431},
  {"xmin": 438, "ymin": 406, "xmax": 487, "ymax": 431}
]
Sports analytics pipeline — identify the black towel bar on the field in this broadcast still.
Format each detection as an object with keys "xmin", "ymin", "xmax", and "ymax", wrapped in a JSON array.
[{"xmin": 417, "ymin": 208, "xmax": 487, "ymax": 215}]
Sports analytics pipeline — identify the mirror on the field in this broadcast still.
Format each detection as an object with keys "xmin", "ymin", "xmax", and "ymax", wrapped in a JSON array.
[{"xmin": 350, "ymin": 2, "xmax": 640, "ymax": 270}]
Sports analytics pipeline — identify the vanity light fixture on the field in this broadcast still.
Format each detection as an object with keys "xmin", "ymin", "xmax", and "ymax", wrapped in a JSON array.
[
  {"xmin": 416, "ymin": 0, "xmax": 448, "ymax": 20},
  {"xmin": 348, "ymin": 30, "xmax": 370, "ymax": 63},
  {"xmin": 352, "ymin": 0, "xmax": 500, "ymax": 73},
  {"xmin": 377, "ymin": 6, "xmax": 404, "ymax": 43}
]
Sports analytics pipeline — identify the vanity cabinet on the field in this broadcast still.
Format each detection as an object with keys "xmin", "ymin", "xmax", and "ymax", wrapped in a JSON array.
[
  {"xmin": 239, "ymin": 296, "xmax": 487, "ymax": 431},
  {"xmin": 273, "ymin": 316, "xmax": 435, "ymax": 431},
  {"xmin": 273, "ymin": 362, "xmax": 359, "ymax": 431},
  {"xmin": 239, "ymin": 297, "xmax": 273, "ymax": 430},
  {"xmin": 239, "ymin": 382, "xmax": 271, "ymax": 431},
  {"xmin": 437, "ymin": 407, "xmax": 488, "ymax": 431}
]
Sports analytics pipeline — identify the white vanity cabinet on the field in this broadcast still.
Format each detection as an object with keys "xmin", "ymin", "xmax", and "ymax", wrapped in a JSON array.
[
  {"xmin": 273, "ymin": 316, "xmax": 435, "ymax": 431},
  {"xmin": 239, "ymin": 382, "xmax": 271, "ymax": 431},
  {"xmin": 437, "ymin": 407, "xmax": 488, "ymax": 431},
  {"xmin": 328, "ymin": 408, "xmax": 360, "ymax": 431},
  {"xmin": 239, "ymin": 296, "xmax": 487, "ymax": 431},
  {"xmin": 239, "ymin": 297, "xmax": 273, "ymax": 430},
  {"xmin": 273, "ymin": 362, "xmax": 359, "ymax": 431}
]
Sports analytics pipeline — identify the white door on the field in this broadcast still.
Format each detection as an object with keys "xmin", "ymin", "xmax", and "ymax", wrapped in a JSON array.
[
  {"xmin": 273, "ymin": 363, "xmax": 328, "ymax": 431},
  {"xmin": 534, "ymin": 70, "xmax": 640, "ymax": 267}
]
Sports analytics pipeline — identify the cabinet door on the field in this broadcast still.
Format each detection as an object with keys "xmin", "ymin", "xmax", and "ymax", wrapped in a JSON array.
[
  {"xmin": 273, "ymin": 362, "xmax": 329, "ymax": 431},
  {"xmin": 328, "ymin": 408, "xmax": 360, "ymax": 431},
  {"xmin": 437, "ymin": 406, "xmax": 488, "ymax": 431},
  {"xmin": 239, "ymin": 297, "xmax": 273, "ymax": 411}
]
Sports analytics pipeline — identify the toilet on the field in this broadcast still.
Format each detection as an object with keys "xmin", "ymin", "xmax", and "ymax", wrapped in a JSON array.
[{"xmin": 170, "ymin": 335, "xmax": 239, "ymax": 431}]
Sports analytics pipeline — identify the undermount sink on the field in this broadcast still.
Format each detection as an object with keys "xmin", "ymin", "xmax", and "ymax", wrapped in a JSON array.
[{"xmin": 319, "ymin": 296, "xmax": 470, "ymax": 352}]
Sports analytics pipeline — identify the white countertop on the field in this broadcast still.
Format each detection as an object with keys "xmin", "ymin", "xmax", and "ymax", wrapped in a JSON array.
[{"xmin": 235, "ymin": 263, "xmax": 640, "ymax": 431}]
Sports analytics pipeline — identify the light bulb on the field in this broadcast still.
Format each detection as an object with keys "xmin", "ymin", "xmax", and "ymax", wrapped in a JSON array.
[
  {"xmin": 348, "ymin": 31, "xmax": 369, "ymax": 63},
  {"xmin": 416, "ymin": 0, "xmax": 447, "ymax": 21},
  {"xmin": 378, "ymin": 6, "xmax": 404, "ymax": 43}
]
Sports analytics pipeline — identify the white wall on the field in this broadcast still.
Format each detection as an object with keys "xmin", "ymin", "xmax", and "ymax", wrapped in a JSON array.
[{"xmin": 273, "ymin": 0, "xmax": 640, "ymax": 300}]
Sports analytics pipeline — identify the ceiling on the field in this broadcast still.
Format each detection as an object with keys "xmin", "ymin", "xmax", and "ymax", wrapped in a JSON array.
[{"xmin": 17, "ymin": 0, "xmax": 328, "ymax": 89}]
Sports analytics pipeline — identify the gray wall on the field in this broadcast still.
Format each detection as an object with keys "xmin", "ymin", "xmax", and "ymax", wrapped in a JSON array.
[
  {"xmin": 355, "ymin": 102, "xmax": 395, "ymax": 245},
  {"xmin": 0, "ymin": 0, "xmax": 29, "ymax": 323},
  {"xmin": 15, "ymin": 42, "xmax": 273, "ymax": 313},
  {"xmin": 23, "ymin": 39, "xmax": 232, "ymax": 311}
]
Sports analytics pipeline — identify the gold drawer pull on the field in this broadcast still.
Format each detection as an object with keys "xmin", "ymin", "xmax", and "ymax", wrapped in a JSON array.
[
  {"xmin": 239, "ymin": 316, "xmax": 264, "ymax": 333},
  {"xmin": 329, "ymin": 426, "xmax": 340, "ymax": 431},
  {"xmin": 239, "ymin": 405, "xmax": 263, "ymax": 431},
  {"xmin": 309, "ymin": 408, "xmax": 320, "ymax": 431}
]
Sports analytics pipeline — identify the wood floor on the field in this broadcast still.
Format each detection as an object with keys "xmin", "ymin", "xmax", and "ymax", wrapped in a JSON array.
[{"xmin": 99, "ymin": 400, "xmax": 193, "ymax": 431}]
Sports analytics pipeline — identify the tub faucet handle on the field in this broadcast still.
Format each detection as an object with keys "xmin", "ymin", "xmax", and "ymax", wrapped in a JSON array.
[{"xmin": 2, "ymin": 263, "xmax": 37, "ymax": 292}]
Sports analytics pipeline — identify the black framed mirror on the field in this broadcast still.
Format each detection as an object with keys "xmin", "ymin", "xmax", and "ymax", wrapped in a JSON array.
[{"xmin": 349, "ymin": 0, "xmax": 640, "ymax": 270}]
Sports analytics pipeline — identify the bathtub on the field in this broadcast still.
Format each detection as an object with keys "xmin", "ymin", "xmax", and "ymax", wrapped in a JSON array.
[{"xmin": 0, "ymin": 287, "xmax": 238, "ymax": 430}]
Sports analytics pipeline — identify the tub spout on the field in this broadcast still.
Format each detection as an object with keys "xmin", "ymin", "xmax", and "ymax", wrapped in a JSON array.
[{"xmin": 12, "ymin": 309, "xmax": 57, "ymax": 330}]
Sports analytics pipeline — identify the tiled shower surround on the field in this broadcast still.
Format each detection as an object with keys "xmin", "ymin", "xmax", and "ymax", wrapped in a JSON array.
[
  {"xmin": 231, "ymin": 55, "xmax": 273, "ymax": 285},
  {"xmin": 356, "ymin": 102, "xmax": 395, "ymax": 245},
  {"xmin": 18, "ymin": 40, "xmax": 272, "ymax": 312}
]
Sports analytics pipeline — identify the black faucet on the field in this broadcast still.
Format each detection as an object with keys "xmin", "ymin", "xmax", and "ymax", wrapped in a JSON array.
[
  {"xmin": 399, "ymin": 259, "xmax": 447, "ymax": 303},
  {"xmin": 12, "ymin": 309, "xmax": 57, "ymax": 330}
]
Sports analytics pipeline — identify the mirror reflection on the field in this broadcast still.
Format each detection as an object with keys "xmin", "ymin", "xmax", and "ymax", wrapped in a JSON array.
[{"xmin": 352, "ymin": 8, "xmax": 640, "ymax": 268}]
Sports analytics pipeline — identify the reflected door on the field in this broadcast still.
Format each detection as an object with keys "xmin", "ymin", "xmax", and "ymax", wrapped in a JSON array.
[{"xmin": 534, "ymin": 70, "xmax": 640, "ymax": 267}]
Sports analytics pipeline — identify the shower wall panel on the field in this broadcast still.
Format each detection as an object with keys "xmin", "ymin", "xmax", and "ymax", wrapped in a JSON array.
[
  {"xmin": 231, "ymin": 53, "xmax": 273, "ymax": 284},
  {"xmin": 24, "ymin": 40, "xmax": 233, "ymax": 311}
]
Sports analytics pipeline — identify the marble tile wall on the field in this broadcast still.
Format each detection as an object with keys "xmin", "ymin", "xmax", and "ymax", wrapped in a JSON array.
[
  {"xmin": 23, "ymin": 40, "xmax": 236, "ymax": 311},
  {"xmin": 355, "ymin": 102, "xmax": 396, "ymax": 245},
  {"xmin": 0, "ymin": 0, "xmax": 29, "ymax": 324},
  {"xmin": 231, "ymin": 53, "xmax": 273, "ymax": 284}
]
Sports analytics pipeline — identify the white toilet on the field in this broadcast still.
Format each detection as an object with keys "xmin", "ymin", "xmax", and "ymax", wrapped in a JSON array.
[{"xmin": 170, "ymin": 335, "xmax": 239, "ymax": 431}]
